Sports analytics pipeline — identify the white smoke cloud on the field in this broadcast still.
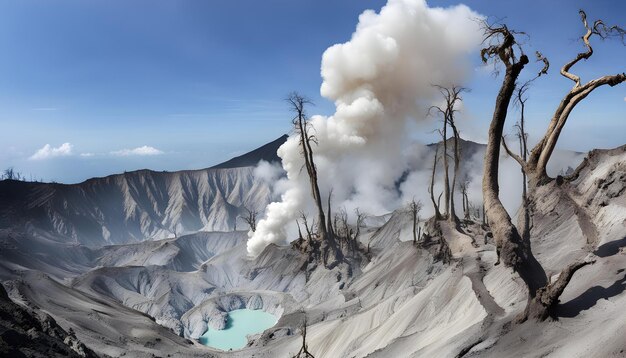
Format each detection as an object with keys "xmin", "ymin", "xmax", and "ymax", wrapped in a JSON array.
[
  {"xmin": 253, "ymin": 160, "xmax": 283, "ymax": 185},
  {"xmin": 29, "ymin": 142, "xmax": 74, "ymax": 160},
  {"xmin": 248, "ymin": 0, "xmax": 484, "ymax": 256}
]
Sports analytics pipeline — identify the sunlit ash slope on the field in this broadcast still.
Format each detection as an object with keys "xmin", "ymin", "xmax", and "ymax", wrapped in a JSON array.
[{"xmin": 0, "ymin": 135, "xmax": 287, "ymax": 247}]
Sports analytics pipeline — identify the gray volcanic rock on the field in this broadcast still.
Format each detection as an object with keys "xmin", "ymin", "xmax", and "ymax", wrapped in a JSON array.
[{"xmin": 0, "ymin": 283, "xmax": 98, "ymax": 358}]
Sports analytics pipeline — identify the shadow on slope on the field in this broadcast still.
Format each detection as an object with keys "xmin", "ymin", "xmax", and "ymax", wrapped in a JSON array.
[
  {"xmin": 594, "ymin": 236, "xmax": 626, "ymax": 258},
  {"xmin": 557, "ymin": 272, "xmax": 626, "ymax": 318}
]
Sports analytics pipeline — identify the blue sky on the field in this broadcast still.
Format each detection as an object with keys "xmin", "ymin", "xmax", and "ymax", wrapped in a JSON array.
[{"xmin": 0, "ymin": 0, "xmax": 624, "ymax": 183}]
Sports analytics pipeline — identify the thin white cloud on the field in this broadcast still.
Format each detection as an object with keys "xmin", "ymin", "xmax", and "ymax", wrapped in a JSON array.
[
  {"xmin": 29, "ymin": 143, "xmax": 73, "ymax": 160},
  {"xmin": 110, "ymin": 146, "xmax": 164, "ymax": 156},
  {"xmin": 80, "ymin": 152, "xmax": 95, "ymax": 157}
]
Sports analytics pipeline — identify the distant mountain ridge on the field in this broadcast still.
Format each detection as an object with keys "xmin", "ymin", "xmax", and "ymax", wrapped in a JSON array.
[
  {"xmin": 0, "ymin": 135, "xmax": 289, "ymax": 247},
  {"xmin": 427, "ymin": 137, "xmax": 486, "ymax": 160}
]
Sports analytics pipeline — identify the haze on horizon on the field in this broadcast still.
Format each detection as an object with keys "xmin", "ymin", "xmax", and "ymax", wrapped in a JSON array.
[{"xmin": 0, "ymin": 0, "xmax": 624, "ymax": 183}]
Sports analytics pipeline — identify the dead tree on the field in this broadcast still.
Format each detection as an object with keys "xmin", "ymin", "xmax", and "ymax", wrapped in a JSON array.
[
  {"xmin": 288, "ymin": 92, "xmax": 342, "ymax": 266},
  {"xmin": 440, "ymin": 128, "xmax": 451, "ymax": 218},
  {"xmin": 299, "ymin": 211, "xmax": 314, "ymax": 240},
  {"xmin": 514, "ymin": 84, "xmax": 529, "ymax": 201},
  {"xmin": 296, "ymin": 220, "xmax": 304, "ymax": 242},
  {"xmin": 240, "ymin": 207, "xmax": 258, "ymax": 232},
  {"xmin": 2, "ymin": 167, "xmax": 23, "ymax": 181},
  {"xmin": 481, "ymin": 205, "xmax": 486, "ymax": 226},
  {"xmin": 408, "ymin": 199, "xmax": 423, "ymax": 245},
  {"xmin": 326, "ymin": 190, "xmax": 335, "ymax": 239},
  {"xmin": 480, "ymin": 11, "xmax": 623, "ymax": 321},
  {"xmin": 459, "ymin": 178, "xmax": 471, "ymax": 220},
  {"xmin": 428, "ymin": 144, "xmax": 443, "ymax": 219},
  {"xmin": 431, "ymin": 86, "xmax": 467, "ymax": 226},
  {"xmin": 353, "ymin": 208, "xmax": 366, "ymax": 254},
  {"xmin": 335, "ymin": 209, "xmax": 350, "ymax": 250},
  {"xmin": 2, "ymin": 168, "xmax": 14, "ymax": 180},
  {"xmin": 288, "ymin": 92, "xmax": 328, "ymax": 242},
  {"xmin": 334, "ymin": 208, "xmax": 365, "ymax": 255},
  {"xmin": 293, "ymin": 314, "xmax": 315, "ymax": 358},
  {"xmin": 522, "ymin": 12, "xmax": 625, "ymax": 189},
  {"xmin": 460, "ymin": 183, "xmax": 466, "ymax": 218}
]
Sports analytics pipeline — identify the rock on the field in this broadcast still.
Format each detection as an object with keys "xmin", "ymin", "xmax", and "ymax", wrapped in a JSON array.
[{"xmin": 247, "ymin": 295, "xmax": 263, "ymax": 310}]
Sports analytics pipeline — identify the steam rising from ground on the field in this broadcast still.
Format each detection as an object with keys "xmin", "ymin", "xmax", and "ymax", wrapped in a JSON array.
[{"xmin": 247, "ymin": 0, "xmax": 483, "ymax": 256}]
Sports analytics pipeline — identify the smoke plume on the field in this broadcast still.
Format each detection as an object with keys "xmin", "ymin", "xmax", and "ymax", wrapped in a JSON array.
[{"xmin": 247, "ymin": 0, "xmax": 483, "ymax": 256}]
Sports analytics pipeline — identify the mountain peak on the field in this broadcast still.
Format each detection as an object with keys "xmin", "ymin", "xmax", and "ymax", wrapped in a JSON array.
[{"xmin": 211, "ymin": 135, "xmax": 288, "ymax": 169}]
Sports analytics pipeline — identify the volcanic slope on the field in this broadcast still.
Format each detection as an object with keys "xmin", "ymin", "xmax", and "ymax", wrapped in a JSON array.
[{"xmin": 62, "ymin": 144, "xmax": 626, "ymax": 357}]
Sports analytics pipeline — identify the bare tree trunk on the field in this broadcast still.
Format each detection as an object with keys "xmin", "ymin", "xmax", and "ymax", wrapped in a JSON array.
[
  {"xmin": 327, "ymin": 190, "xmax": 334, "ymax": 239},
  {"xmin": 516, "ymin": 86, "xmax": 531, "ymax": 243},
  {"xmin": 480, "ymin": 28, "xmax": 547, "ymax": 303},
  {"xmin": 481, "ymin": 205, "xmax": 486, "ymax": 226},
  {"xmin": 412, "ymin": 206, "xmax": 417, "ymax": 245},
  {"xmin": 460, "ymin": 180, "xmax": 470, "ymax": 220},
  {"xmin": 442, "ymin": 127, "xmax": 450, "ymax": 218},
  {"xmin": 463, "ymin": 186, "xmax": 471, "ymax": 220},
  {"xmin": 461, "ymin": 189, "xmax": 466, "ymax": 216},
  {"xmin": 429, "ymin": 145, "xmax": 443, "ymax": 220},
  {"xmin": 302, "ymin": 117, "xmax": 328, "ymax": 241},
  {"xmin": 300, "ymin": 212, "xmax": 312, "ymax": 240},
  {"xmin": 449, "ymin": 118, "xmax": 461, "ymax": 226},
  {"xmin": 296, "ymin": 220, "xmax": 304, "ymax": 241},
  {"xmin": 354, "ymin": 209, "xmax": 365, "ymax": 257}
]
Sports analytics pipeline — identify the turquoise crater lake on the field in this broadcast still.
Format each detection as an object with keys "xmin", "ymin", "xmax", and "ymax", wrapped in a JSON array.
[{"xmin": 199, "ymin": 309, "xmax": 278, "ymax": 351}]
